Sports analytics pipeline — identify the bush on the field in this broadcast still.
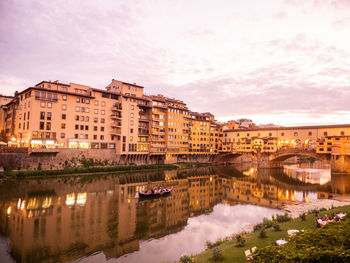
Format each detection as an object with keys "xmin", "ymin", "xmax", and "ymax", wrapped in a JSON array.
[
  {"xmin": 179, "ymin": 254, "xmax": 195, "ymax": 263},
  {"xmin": 253, "ymin": 223, "xmax": 264, "ymax": 232},
  {"xmin": 262, "ymin": 217, "xmax": 273, "ymax": 228},
  {"xmin": 252, "ymin": 214, "xmax": 350, "ymax": 262},
  {"xmin": 275, "ymin": 213, "xmax": 292, "ymax": 223},
  {"xmin": 235, "ymin": 234, "xmax": 246, "ymax": 247},
  {"xmin": 258, "ymin": 227, "xmax": 267, "ymax": 238},
  {"xmin": 212, "ymin": 248, "xmax": 223, "ymax": 261},
  {"xmin": 272, "ymin": 224, "xmax": 281, "ymax": 231},
  {"xmin": 319, "ymin": 207, "xmax": 327, "ymax": 212},
  {"xmin": 206, "ymin": 238, "xmax": 228, "ymax": 249},
  {"xmin": 300, "ymin": 213, "xmax": 306, "ymax": 221}
]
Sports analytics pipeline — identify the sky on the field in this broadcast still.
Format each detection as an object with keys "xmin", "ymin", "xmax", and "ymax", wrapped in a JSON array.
[{"xmin": 1, "ymin": 0, "xmax": 350, "ymax": 126}]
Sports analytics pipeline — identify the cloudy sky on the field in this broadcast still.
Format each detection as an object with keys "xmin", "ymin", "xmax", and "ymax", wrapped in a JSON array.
[{"xmin": 1, "ymin": 0, "xmax": 350, "ymax": 126}]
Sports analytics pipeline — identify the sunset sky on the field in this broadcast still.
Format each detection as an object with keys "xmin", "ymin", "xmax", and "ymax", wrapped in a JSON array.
[{"xmin": 1, "ymin": 0, "xmax": 350, "ymax": 126}]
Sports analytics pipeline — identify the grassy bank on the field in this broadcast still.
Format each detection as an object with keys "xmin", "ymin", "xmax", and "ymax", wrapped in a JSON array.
[
  {"xmin": 1, "ymin": 162, "xmax": 211, "ymax": 179},
  {"xmin": 192, "ymin": 205, "xmax": 350, "ymax": 263}
]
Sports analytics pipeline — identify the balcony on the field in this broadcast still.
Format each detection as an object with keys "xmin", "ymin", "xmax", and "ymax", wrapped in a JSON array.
[
  {"xmin": 111, "ymin": 129, "xmax": 122, "ymax": 135},
  {"xmin": 111, "ymin": 114, "xmax": 122, "ymax": 119},
  {"xmin": 113, "ymin": 103, "xmax": 122, "ymax": 110},
  {"xmin": 111, "ymin": 122, "xmax": 121, "ymax": 128}
]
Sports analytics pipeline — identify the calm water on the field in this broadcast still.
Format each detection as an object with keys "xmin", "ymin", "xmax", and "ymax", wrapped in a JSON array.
[{"xmin": 0, "ymin": 164, "xmax": 349, "ymax": 263}]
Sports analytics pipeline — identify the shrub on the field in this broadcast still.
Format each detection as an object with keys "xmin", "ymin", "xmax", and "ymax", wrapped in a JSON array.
[
  {"xmin": 212, "ymin": 248, "xmax": 223, "ymax": 261},
  {"xmin": 235, "ymin": 234, "xmax": 246, "ymax": 247},
  {"xmin": 179, "ymin": 254, "xmax": 195, "ymax": 263},
  {"xmin": 276, "ymin": 213, "xmax": 292, "ymax": 223},
  {"xmin": 206, "ymin": 238, "xmax": 227, "ymax": 249},
  {"xmin": 262, "ymin": 217, "xmax": 273, "ymax": 228},
  {"xmin": 253, "ymin": 223, "xmax": 264, "ymax": 232},
  {"xmin": 252, "ymin": 214, "xmax": 350, "ymax": 262},
  {"xmin": 320, "ymin": 207, "xmax": 327, "ymax": 212},
  {"xmin": 258, "ymin": 227, "xmax": 267, "ymax": 238},
  {"xmin": 300, "ymin": 213, "xmax": 307, "ymax": 221},
  {"xmin": 273, "ymin": 224, "xmax": 281, "ymax": 231}
]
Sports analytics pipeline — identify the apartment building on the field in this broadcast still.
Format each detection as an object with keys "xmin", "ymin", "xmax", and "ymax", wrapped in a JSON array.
[
  {"xmin": 0, "ymin": 79, "xmax": 226, "ymax": 163},
  {"xmin": 148, "ymin": 94, "xmax": 190, "ymax": 157}
]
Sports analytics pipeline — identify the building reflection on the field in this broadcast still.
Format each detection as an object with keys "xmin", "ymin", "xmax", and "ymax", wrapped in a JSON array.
[{"xmin": 0, "ymin": 166, "xmax": 349, "ymax": 262}]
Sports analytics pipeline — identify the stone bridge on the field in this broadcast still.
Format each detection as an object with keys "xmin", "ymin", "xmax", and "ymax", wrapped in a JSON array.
[{"xmin": 215, "ymin": 148, "xmax": 331, "ymax": 168}]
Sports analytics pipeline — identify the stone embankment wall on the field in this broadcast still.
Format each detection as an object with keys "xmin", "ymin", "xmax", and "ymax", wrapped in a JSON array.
[
  {"xmin": 0, "ymin": 148, "xmax": 118, "ymax": 170},
  {"xmin": 0, "ymin": 148, "xmax": 218, "ymax": 170}
]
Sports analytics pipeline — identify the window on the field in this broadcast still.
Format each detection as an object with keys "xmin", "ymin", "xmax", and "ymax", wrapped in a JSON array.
[
  {"xmin": 94, "ymin": 118, "xmax": 98, "ymax": 123},
  {"xmin": 130, "ymin": 128, "xmax": 133, "ymax": 133},
  {"xmin": 76, "ymin": 97, "xmax": 80, "ymax": 103},
  {"xmin": 81, "ymin": 107, "xmax": 85, "ymax": 112},
  {"xmin": 94, "ymin": 109, "xmax": 98, "ymax": 114},
  {"xmin": 75, "ymin": 106, "xmax": 80, "ymax": 112},
  {"xmin": 86, "ymin": 107, "xmax": 90, "ymax": 113},
  {"xmin": 341, "ymin": 131, "xmax": 345, "ymax": 136},
  {"xmin": 324, "ymin": 132, "xmax": 328, "ymax": 136},
  {"xmin": 41, "ymin": 92, "xmax": 46, "ymax": 100},
  {"xmin": 85, "ymin": 125, "xmax": 89, "ymax": 130},
  {"xmin": 47, "ymin": 102, "xmax": 52, "ymax": 108},
  {"xmin": 308, "ymin": 131, "xmax": 312, "ymax": 136},
  {"xmin": 35, "ymin": 91, "xmax": 40, "ymax": 99},
  {"xmin": 75, "ymin": 125, "xmax": 79, "ymax": 130},
  {"xmin": 81, "ymin": 116, "xmax": 84, "ymax": 121},
  {"xmin": 93, "ymin": 126, "xmax": 97, "ymax": 131},
  {"xmin": 75, "ymin": 115, "xmax": 79, "ymax": 121},
  {"xmin": 40, "ymin": 112, "xmax": 45, "ymax": 120},
  {"xmin": 131, "ymin": 105, "xmax": 134, "ymax": 110},
  {"xmin": 86, "ymin": 99, "xmax": 90, "ymax": 104},
  {"xmin": 93, "ymin": 135, "xmax": 97, "ymax": 140},
  {"xmin": 47, "ymin": 93, "xmax": 52, "ymax": 100},
  {"xmin": 80, "ymin": 125, "xmax": 84, "ymax": 130},
  {"xmin": 130, "ymin": 113, "xmax": 134, "ymax": 118},
  {"xmin": 101, "ymin": 110, "xmax": 105, "ymax": 115},
  {"xmin": 101, "ymin": 118, "xmax": 105, "ymax": 123},
  {"xmin": 62, "ymin": 114, "xmax": 66, "ymax": 120},
  {"xmin": 62, "ymin": 104, "xmax": 67, "ymax": 110},
  {"xmin": 85, "ymin": 134, "xmax": 88, "ymax": 139},
  {"xmin": 294, "ymin": 132, "xmax": 298, "ymax": 136},
  {"xmin": 62, "ymin": 95, "xmax": 67, "ymax": 101},
  {"xmin": 86, "ymin": 116, "xmax": 89, "ymax": 122},
  {"xmin": 74, "ymin": 134, "xmax": 78, "ymax": 139},
  {"xmin": 40, "ymin": 102, "xmax": 46, "ymax": 107},
  {"xmin": 101, "ymin": 101, "xmax": 106, "ymax": 107},
  {"xmin": 53, "ymin": 94, "xmax": 58, "ymax": 101},
  {"xmin": 61, "ymin": 123, "xmax": 66, "ymax": 129},
  {"xmin": 47, "ymin": 112, "xmax": 52, "ymax": 121},
  {"xmin": 101, "ymin": 127, "xmax": 104, "ymax": 132},
  {"xmin": 61, "ymin": 133, "xmax": 65, "ymax": 138},
  {"xmin": 269, "ymin": 133, "xmax": 272, "ymax": 136},
  {"xmin": 100, "ymin": 135, "xmax": 104, "ymax": 140},
  {"xmin": 94, "ymin": 100, "xmax": 99, "ymax": 106},
  {"xmin": 46, "ymin": 122, "xmax": 51, "ymax": 130}
]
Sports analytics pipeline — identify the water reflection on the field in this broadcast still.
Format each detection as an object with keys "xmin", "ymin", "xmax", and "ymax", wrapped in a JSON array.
[{"xmin": 0, "ymin": 165, "xmax": 349, "ymax": 263}]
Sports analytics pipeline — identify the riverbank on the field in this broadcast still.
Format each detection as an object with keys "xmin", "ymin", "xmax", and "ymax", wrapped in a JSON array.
[
  {"xmin": 0, "ymin": 162, "xmax": 211, "ymax": 179},
  {"xmin": 192, "ymin": 201, "xmax": 350, "ymax": 263}
]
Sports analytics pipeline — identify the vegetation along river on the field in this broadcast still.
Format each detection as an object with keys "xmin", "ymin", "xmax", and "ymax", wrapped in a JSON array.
[{"xmin": 1, "ymin": 163, "xmax": 349, "ymax": 263}]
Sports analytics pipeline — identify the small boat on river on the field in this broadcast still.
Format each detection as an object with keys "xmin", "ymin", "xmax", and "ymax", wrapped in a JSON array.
[{"xmin": 138, "ymin": 187, "xmax": 173, "ymax": 199}]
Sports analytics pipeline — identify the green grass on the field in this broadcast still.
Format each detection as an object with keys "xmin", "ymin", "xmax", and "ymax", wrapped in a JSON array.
[
  {"xmin": 193, "ymin": 205, "xmax": 350, "ymax": 263},
  {"xmin": 1, "ymin": 162, "xmax": 211, "ymax": 179}
]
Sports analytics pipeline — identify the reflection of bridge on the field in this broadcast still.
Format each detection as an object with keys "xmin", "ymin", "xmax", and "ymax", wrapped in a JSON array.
[{"xmin": 215, "ymin": 148, "xmax": 331, "ymax": 168}]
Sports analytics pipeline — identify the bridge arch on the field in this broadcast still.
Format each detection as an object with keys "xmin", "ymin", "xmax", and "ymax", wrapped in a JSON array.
[
  {"xmin": 269, "ymin": 151, "xmax": 330, "ymax": 165},
  {"xmin": 214, "ymin": 152, "xmax": 258, "ymax": 164}
]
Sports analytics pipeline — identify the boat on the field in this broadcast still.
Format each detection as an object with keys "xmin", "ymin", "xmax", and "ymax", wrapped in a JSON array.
[{"xmin": 138, "ymin": 187, "xmax": 173, "ymax": 199}]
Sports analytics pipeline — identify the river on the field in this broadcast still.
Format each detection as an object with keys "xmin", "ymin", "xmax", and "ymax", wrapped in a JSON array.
[{"xmin": 0, "ymin": 164, "xmax": 349, "ymax": 263}]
